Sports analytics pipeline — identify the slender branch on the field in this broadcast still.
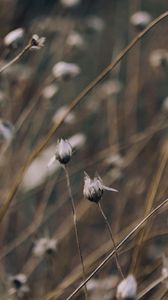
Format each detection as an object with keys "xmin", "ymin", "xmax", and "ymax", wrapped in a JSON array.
[
  {"xmin": 137, "ymin": 274, "xmax": 167, "ymax": 299},
  {"xmin": 98, "ymin": 202, "xmax": 124, "ymax": 279},
  {"xmin": 63, "ymin": 166, "xmax": 88, "ymax": 300},
  {"xmin": 65, "ymin": 198, "xmax": 168, "ymax": 300},
  {"xmin": 0, "ymin": 43, "xmax": 31, "ymax": 74},
  {"xmin": 0, "ymin": 12, "xmax": 168, "ymax": 225}
]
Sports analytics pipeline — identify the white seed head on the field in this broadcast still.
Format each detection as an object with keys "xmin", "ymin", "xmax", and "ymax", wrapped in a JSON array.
[
  {"xmin": 55, "ymin": 138, "xmax": 72, "ymax": 164},
  {"xmin": 9, "ymin": 273, "xmax": 28, "ymax": 293},
  {"xmin": 101, "ymin": 79, "xmax": 122, "ymax": 97},
  {"xmin": 42, "ymin": 84, "xmax": 59, "ymax": 99},
  {"xmin": 52, "ymin": 61, "xmax": 80, "ymax": 80},
  {"xmin": 30, "ymin": 34, "xmax": 46, "ymax": 49},
  {"xmin": 53, "ymin": 105, "xmax": 75, "ymax": 125},
  {"xmin": 116, "ymin": 274, "xmax": 137, "ymax": 299},
  {"xmin": 60, "ymin": 0, "xmax": 81, "ymax": 8},
  {"xmin": 83, "ymin": 172, "xmax": 118, "ymax": 203},
  {"xmin": 4, "ymin": 28, "xmax": 24, "ymax": 46},
  {"xmin": 33, "ymin": 237, "xmax": 57, "ymax": 257},
  {"xmin": 66, "ymin": 31, "xmax": 84, "ymax": 49},
  {"xmin": 149, "ymin": 49, "xmax": 168, "ymax": 68},
  {"xmin": 130, "ymin": 11, "xmax": 152, "ymax": 30},
  {"xmin": 85, "ymin": 15, "xmax": 105, "ymax": 32}
]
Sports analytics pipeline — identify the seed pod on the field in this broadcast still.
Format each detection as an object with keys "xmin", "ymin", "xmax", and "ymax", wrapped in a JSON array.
[
  {"xmin": 130, "ymin": 11, "xmax": 152, "ymax": 31},
  {"xmin": 52, "ymin": 61, "xmax": 80, "ymax": 81},
  {"xmin": 30, "ymin": 34, "xmax": 46, "ymax": 49},
  {"xmin": 4, "ymin": 28, "xmax": 24, "ymax": 48},
  {"xmin": 116, "ymin": 274, "xmax": 137, "ymax": 300},
  {"xmin": 55, "ymin": 139, "xmax": 72, "ymax": 164},
  {"xmin": 83, "ymin": 172, "xmax": 118, "ymax": 203}
]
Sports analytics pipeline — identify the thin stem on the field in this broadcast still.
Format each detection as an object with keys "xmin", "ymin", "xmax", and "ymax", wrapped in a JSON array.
[
  {"xmin": 63, "ymin": 166, "xmax": 88, "ymax": 300},
  {"xmin": 0, "ymin": 43, "xmax": 31, "ymax": 74},
  {"xmin": 65, "ymin": 198, "xmax": 168, "ymax": 300},
  {"xmin": 98, "ymin": 202, "xmax": 124, "ymax": 279}
]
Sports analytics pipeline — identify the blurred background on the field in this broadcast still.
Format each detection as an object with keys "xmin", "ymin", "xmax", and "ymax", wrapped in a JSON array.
[{"xmin": 0, "ymin": 0, "xmax": 168, "ymax": 299}]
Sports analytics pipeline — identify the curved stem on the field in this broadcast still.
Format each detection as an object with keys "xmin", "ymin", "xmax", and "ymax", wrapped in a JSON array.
[
  {"xmin": 0, "ymin": 43, "xmax": 31, "ymax": 74},
  {"xmin": 98, "ymin": 202, "xmax": 124, "ymax": 279},
  {"xmin": 137, "ymin": 274, "xmax": 168, "ymax": 299},
  {"xmin": 63, "ymin": 166, "xmax": 88, "ymax": 300},
  {"xmin": 65, "ymin": 198, "xmax": 168, "ymax": 300}
]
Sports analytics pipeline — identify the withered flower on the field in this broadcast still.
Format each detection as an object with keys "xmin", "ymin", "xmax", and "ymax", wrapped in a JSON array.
[{"xmin": 83, "ymin": 172, "xmax": 118, "ymax": 203}]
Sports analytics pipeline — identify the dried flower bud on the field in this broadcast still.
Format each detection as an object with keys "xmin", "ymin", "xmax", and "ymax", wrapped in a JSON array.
[
  {"xmin": 10, "ymin": 274, "xmax": 27, "ymax": 289},
  {"xmin": 149, "ymin": 49, "xmax": 168, "ymax": 68},
  {"xmin": 52, "ymin": 61, "xmax": 80, "ymax": 80},
  {"xmin": 130, "ymin": 11, "xmax": 152, "ymax": 31},
  {"xmin": 33, "ymin": 237, "xmax": 57, "ymax": 257},
  {"xmin": 53, "ymin": 105, "xmax": 75, "ymax": 125},
  {"xmin": 4, "ymin": 28, "xmax": 24, "ymax": 47},
  {"xmin": 116, "ymin": 274, "xmax": 137, "ymax": 300},
  {"xmin": 55, "ymin": 139, "xmax": 72, "ymax": 164},
  {"xmin": 83, "ymin": 172, "xmax": 118, "ymax": 203},
  {"xmin": 66, "ymin": 31, "xmax": 84, "ymax": 50},
  {"xmin": 9, "ymin": 273, "xmax": 30, "ymax": 298},
  {"xmin": 42, "ymin": 84, "xmax": 59, "ymax": 99},
  {"xmin": 30, "ymin": 34, "xmax": 46, "ymax": 49}
]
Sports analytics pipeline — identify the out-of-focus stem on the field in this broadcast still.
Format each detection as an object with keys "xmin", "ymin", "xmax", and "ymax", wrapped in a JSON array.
[
  {"xmin": 0, "ymin": 43, "xmax": 31, "ymax": 74},
  {"xmin": 98, "ymin": 201, "xmax": 124, "ymax": 279},
  {"xmin": 63, "ymin": 166, "xmax": 88, "ymax": 300}
]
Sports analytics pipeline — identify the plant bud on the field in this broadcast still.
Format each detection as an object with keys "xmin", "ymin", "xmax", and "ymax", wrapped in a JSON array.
[
  {"xmin": 83, "ymin": 172, "xmax": 118, "ymax": 203},
  {"xmin": 30, "ymin": 34, "xmax": 46, "ymax": 49},
  {"xmin": 55, "ymin": 139, "xmax": 72, "ymax": 164},
  {"xmin": 116, "ymin": 274, "xmax": 137, "ymax": 300},
  {"xmin": 130, "ymin": 11, "xmax": 152, "ymax": 31}
]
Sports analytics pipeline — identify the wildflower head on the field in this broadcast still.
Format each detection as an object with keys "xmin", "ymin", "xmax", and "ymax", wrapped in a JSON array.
[
  {"xmin": 83, "ymin": 172, "xmax": 118, "ymax": 203},
  {"xmin": 4, "ymin": 28, "xmax": 24, "ymax": 48},
  {"xmin": 52, "ymin": 61, "xmax": 80, "ymax": 80},
  {"xmin": 116, "ymin": 274, "xmax": 137, "ymax": 300},
  {"xmin": 130, "ymin": 11, "xmax": 152, "ymax": 31},
  {"xmin": 149, "ymin": 49, "xmax": 168, "ymax": 68},
  {"xmin": 9, "ymin": 273, "xmax": 30, "ymax": 298},
  {"xmin": 55, "ymin": 139, "xmax": 72, "ymax": 164},
  {"xmin": 33, "ymin": 237, "xmax": 57, "ymax": 257},
  {"xmin": 30, "ymin": 34, "xmax": 46, "ymax": 49}
]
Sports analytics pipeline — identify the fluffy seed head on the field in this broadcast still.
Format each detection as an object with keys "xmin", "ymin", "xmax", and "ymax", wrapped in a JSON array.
[
  {"xmin": 52, "ymin": 61, "xmax": 80, "ymax": 80},
  {"xmin": 55, "ymin": 139, "xmax": 72, "ymax": 164},
  {"xmin": 149, "ymin": 49, "xmax": 168, "ymax": 68},
  {"xmin": 130, "ymin": 11, "xmax": 152, "ymax": 31},
  {"xmin": 116, "ymin": 274, "xmax": 137, "ymax": 299},
  {"xmin": 83, "ymin": 172, "xmax": 118, "ymax": 203},
  {"xmin": 83, "ymin": 173, "xmax": 104, "ymax": 203},
  {"xmin": 4, "ymin": 28, "xmax": 24, "ymax": 47},
  {"xmin": 33, "ymin": 237, "xmax": 57, "ymax": 257},
  {"xmin": 30, "ymin": 34, "xmax": 46, "ymax": 49}
]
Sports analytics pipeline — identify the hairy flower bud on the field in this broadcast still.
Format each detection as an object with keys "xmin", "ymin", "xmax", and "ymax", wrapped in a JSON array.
[
  {"xmin": 83, "ymin": 172, "xmax": 118, "ymax": 203},
  {"xmin": 30, "ymin": 34, "xmax": 46, "ymax": 49},
  {"xmin": 116, "ymin": 274, "xmax": 137, "ymax": 300},
  {"xmin": 130, "ymin": 11, "xmax": 152, "ymax": 31},
  {"xmin": 55, "ymin": 139, "xmax": 72, "ymax": 164},
  {"xmin": 52, "ymin": 61, "xmax": 80, "ymax": 80}
]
